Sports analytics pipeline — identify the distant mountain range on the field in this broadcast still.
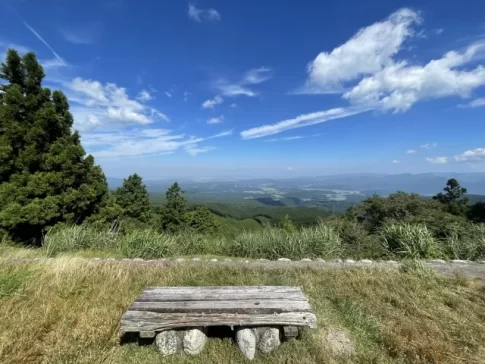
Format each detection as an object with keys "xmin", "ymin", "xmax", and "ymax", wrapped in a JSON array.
[{"xmin": 108, "ymin": 173, "xmax": 485, "ymax": 196}]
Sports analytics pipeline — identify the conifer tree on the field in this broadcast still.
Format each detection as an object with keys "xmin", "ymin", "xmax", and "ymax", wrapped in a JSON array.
[
  {"xmin": 113, "ymin": 173, "xmax": 151, "ymax": 223},
  {"xmin": 160, "ymin": 182, "xmax": 187, "ymax": 232},
  {"xmin": 0, "ymin": 49, "xmax": 107, "ymax": 243}
]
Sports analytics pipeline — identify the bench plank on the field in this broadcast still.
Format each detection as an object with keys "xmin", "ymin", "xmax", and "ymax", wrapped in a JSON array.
[
  {"xmin": 143, "ymin": 286, "xmax": 302, "ymax": 294},
  {"xmin": 129, "ymin": 299, "xmax": 311, "ymax": 314},
  {"xmin": 138, "ymin": 292, "xmax": 307, "ymax": 302},
  {"xmin": 121, "ymin": 311, "xmax": 318, "ymax": 331}
]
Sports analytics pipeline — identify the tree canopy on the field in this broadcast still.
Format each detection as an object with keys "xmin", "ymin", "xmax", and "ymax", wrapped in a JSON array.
[
  {"xmin": 0, "ymin": 49, "xmax": 107, "ymax": 243},
  {"xmin": 113, "ymin": 173, "xmax": 151, "ymax": 223},
  {"xmin": 433, "ymin": 178, "xmax": 469, "ymax": 215},
  {"xmin": 159, "ymin": 182, "xmax": 187, "ymax": 233}
]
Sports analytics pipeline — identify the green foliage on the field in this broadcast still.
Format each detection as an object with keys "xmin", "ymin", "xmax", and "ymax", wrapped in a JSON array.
[
  {"xmin": 280, "ymin": 214, "xmax": 296, "ymax": 233},
  {"xmin": 159, "ymin": 182, "xmax": 187, "ymax": 233},
  {"xmin": 0, "ymin": 49, "xmax": 107, "ymax": 243},
  {"xmin": 433, "ymin": 178, "xmax": 469, "ymax": 216},
  {"xmin": 0, "ymin": 266, "xmax": 31, "ymax": 298},
  {"xmin": 440, "ymin": 223, "xmax": 485, "ymax": 260},
  {"xmin": 228, "ymin": 223, "xmax": 342, "ymax": 260},
  {"xmin": 113, "ymin": 174, "xmax": 151, "ymax": 223},
  {"xmin": 87, "ymin": 193, "xmax": 124, "ymax": 226},
  {"xmin": 324, "ymin": 216, "xmax": 385, "ymax": 259},
  {"xmin": 346, "ymin": 191, "xmax": 466, "ymax": 237},
  {"xmin": 399, "ymin": 259, "xmax": 438, "ymax": 279},
  {"xmin": 380, "ymin": 223, "xmax": 438, "ymax": 259},
  {"xmin": 185, "ymin": 206, "xmax": 220, "ymax": 234},
  {"xmin": 468, "ymin": 202, "xmax": 485, "ymax": 223}
]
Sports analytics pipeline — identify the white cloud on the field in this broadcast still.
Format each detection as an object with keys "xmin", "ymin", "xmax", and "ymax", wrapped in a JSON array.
[
  {"xmin": 202, "ymin": 95, "xmax": 223, "ymax": 108},
  {"xmin": 392, "ymin": 160, "xmax": 400, "ymax": 164},
  {"xmin": 434, "ymin": 28, "xmax": 444, "ymax": 35},
  {"xmin": 288, "ymin": 166, "xmax": 293, "ymax": 171},
  {"xmin": 210, "ymin": 129, "xmax": 233, "ymax": 138},
  {"xmin": 460, "ymin": 97, "xmax": 485, "ymax": 108},
  {"xmin": 343, "ymin": 41, "xmax": 485, "ymax": 111},
  {"xmin": 184, "ymin": 91, "xmax": 190, "ymax": 102},
  {"xmin": 136, "ymin": 90, "xmax": 153, "ymax": 102},
  {"xmin": 60, "ymin": 23, "xmax": 102, "ymax": 45},
  {"xmin": 215, "ymin": 82, "xmax": 257, "ymax": 97},
  {"xmin": 214, "ymin": 67, "xmax": 272, "ymax": 97},
  {"xmin": 406, "ymin": 149, "xmax": 416, "ymax": 154},
  {"xmin": 421, "ymin": 143, "xmax": 438, "ymax": 149},
  {"xmin": 165, "ymin": 91, "xmax": 172, "ymax": 98},
  {"xmin": 244, "ymin": 10, "xmax": 485, "ymax": 139},
  {"xmin": 230, "ymin": 103, "xmax": 238, "ymax": 108},
  {"xmin": 259, "ymin": 8, "xmax": 485, "ymax": 140},
  {"xmin": 265, "ymin": 136, "xmax": 304, "ymax": 142},
  {"xmin": 207, "ymin": 115, "xmax": 224, "ymax": 124},
  {"xmin": 24, "ymin": 21, "xmax": 68, "ymax": 69},
  {"xmin": 243, "ymin": 67, "xmax": 272, "ymax": 84},
  {"xmin": 136, "ymin": 73, "xmax": 145, "ymax": 85},
  {"xmin": 0, "ymin": 40, "xmax": 30, "ymax": 56},
  {"xmin": 84, "ymin": 128, "xmax": 230, "ymax": 159},
  {"xmin": 136, "ymin": 89, "xmax": 153, "ymax": 102},
  {"xmin": 240, "ymin": 106, "xmax": 369, "ymax": 139},
  {"xmin": 426, "ymin": 156, "xmax": 448, "ymax": 164},
  {"xmin": 86, "ymin": 114, "xmax": 101, "ymax": 128},
  {"xmin": 106, "ymin": 107, "xmax": 152, "ymax": 125},
  {"xmin": 67, "ymin": 77, "xmax": 168, "ymax": 130},
  {"xmin": 185, "ymin": 145, "xmax": 216, "ymax": 156},
  {"xmin": 188, "ymin": 3, "xmax": 221, "ymax": 23},
  {"xmin": 454, "ymin": 148, "xmax": 485, "ymax": 162},
  {"xmin": 302, "ymin": 8, "xmax": 420, "ymax": 94}
]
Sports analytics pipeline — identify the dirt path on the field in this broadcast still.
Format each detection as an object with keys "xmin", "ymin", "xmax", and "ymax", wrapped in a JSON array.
[{"xmin": 3, "ymin": 257, "xmax": 485, "ymax": 278}]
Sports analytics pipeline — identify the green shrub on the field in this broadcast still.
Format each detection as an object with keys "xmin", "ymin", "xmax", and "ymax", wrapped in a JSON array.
[
  {"xmin": 441, "ymin": 223, "xmax": 485, "ymax": 260},
  {"xmin": 228, "ymin": 224, "xmax": 342, "ymax": 260},
  {"xmin": 380, "ymin": 223, "xmax": 438, "ymax": 259},
  {"xmin": 324, "ymin": 217, "xmax": 386, "ymax": 259}
]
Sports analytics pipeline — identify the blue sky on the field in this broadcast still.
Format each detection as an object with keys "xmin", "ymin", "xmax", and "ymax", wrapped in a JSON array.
[{"xmin": 1, "ymin": 0, "xmax": 485, "ymax": 178}]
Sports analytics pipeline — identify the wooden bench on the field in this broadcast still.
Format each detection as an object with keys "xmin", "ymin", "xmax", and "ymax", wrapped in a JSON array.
[{"xmin": 120, "ymin": 286, "xmax": 317, "ymax": 359}]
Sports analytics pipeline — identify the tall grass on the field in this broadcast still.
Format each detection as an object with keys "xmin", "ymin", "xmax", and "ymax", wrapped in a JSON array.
[
  {"xmin": 43, "ymin": 223, "xmax": 342, "ymax": 260},
  {"xmin": 380, "ymin": 224, "xmax": 438, "ymax": 259},
  {"xmin": 228, "ymin": 223, "xmax": 342, "ymax": 260},
  {"xmin": 37, "ymin": 221, "xmax": 485, "ymax": 261},
  {"xmin": 440, "ymin": 223, "xmax": 485, "ymax": 260}
]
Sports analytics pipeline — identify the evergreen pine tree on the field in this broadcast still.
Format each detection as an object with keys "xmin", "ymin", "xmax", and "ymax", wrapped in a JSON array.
[
  {"xmin": 160, "ymin": 182, "xmax": 187, "ymax": 232},
  {"xmin": 113, "ymin": 173, "xmax": 151, "ymax": 223},
  {"xmin": 0, "ymin": 49, "xmax": 107, "ymax": 243}
]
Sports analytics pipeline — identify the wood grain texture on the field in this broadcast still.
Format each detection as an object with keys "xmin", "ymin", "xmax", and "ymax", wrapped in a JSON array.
[
  {"xmin": 120, "ymin": 286, "xmax": 317, "ymax": 333},
  {"xmin": 129, "ymin": 300, "xmax": 311, "ymax": 314},
  {"xmin": 121, "ymin": 311, "xmax": 318, "ymax": 331}
]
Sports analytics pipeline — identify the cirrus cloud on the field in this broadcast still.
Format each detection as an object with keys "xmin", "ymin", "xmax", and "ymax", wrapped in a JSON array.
[
  {"xmin": 426, "ymin": 156, "xmax": 448, "ymax": 164},
  {"xmin": 188, "ymin": 3, "xmax": 221, "ymax": 23}
]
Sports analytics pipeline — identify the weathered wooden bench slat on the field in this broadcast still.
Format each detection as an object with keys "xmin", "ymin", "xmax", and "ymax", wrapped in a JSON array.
[
  {"xmin": 138, "ymin": 292, "xmax": 307, "ymax": 302},
  {"xmin": 121, "ymin": 311, "xmax": 318, "ymax": 331},
  {"xmin": 143, "ymin": 286, "xmax": 302, "ymax": 294},
  {"xmin": 129, "ymin": 299, "xmax": 311, "ymax": 314}
]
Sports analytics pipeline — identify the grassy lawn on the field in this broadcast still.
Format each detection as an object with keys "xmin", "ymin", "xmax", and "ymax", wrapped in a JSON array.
[{"xmin": 1, "ymin": 258, "xmax": 485, "ymax": 363}]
